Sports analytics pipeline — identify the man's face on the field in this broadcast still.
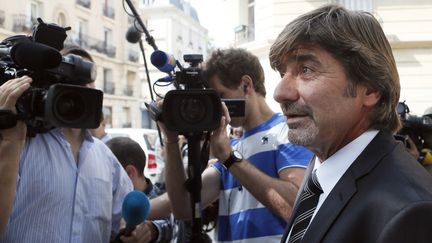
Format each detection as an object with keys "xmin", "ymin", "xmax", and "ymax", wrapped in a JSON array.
[
  {"xmin": 273, "ymin": 44, "xmax": 373, "ymax": 158},
  {"xmin": 207, "ymin": 75, "xmax": 245, "ymax": 128}
]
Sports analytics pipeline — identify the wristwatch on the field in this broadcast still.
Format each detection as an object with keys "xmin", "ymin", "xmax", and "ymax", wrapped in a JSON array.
[{"xmin": 222, "ymin": 150, "xmax": 243, "ymax": 170}]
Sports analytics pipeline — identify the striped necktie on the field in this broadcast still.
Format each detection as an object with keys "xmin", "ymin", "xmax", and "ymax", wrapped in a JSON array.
[{"xmin": 288, "ymin": 170, "xmax": 323, "ymax": 243}]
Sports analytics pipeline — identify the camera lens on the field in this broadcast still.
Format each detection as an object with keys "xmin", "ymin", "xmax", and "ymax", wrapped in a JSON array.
[
  {"xmin": 54, "ymin": 92, "xmax": 85, "ymax": 121},
  {"xmin": 179, "ymin": 97, "xmax": 206, "ymax": 124}
]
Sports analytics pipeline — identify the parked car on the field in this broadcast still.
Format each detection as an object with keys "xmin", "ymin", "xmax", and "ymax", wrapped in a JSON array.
[{"xmin": 106, "ymin": 128, "xmax": 164, "ymax": 184}]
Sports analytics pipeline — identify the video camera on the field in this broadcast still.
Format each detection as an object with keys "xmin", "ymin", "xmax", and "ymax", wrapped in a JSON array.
[
  {"xmin": 396, "ymin": 101, "xmax": 432, "ymax": 150},
  {"xmin": 0, "ymin": 18, "xmax": 102, "ymax": 136},
  {"xmin": 147, "ymin": 50, "xmax": 244, "ymax": 134}
]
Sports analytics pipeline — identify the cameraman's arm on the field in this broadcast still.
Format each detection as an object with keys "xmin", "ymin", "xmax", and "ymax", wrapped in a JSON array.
[
  {"xmin": 0, "ymin": 76, "xmax": 32, "ymax": 234},
  {"xmin": 211, "ymin": 103, "xmax": 305, "ymax": 221},
  {"xmin": 159, "ymin": 122, "xmax": 220, "ymax": 219}
]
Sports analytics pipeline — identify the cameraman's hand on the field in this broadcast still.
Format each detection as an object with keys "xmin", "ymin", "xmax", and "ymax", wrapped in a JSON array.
[
  {"xmin": 210, "ymin": 102, "xmax": 232, "ymax": 162},
  {"xmin": 154, "ymin": 100, "xmax": 179, "ymax": 143},
  {"xmin": 0, "ymin": 76, "xmax": 32, "ymax": 142},
  {"xmin": 119, "ymin": 221, "xmax": 157, "ymax": 243}
]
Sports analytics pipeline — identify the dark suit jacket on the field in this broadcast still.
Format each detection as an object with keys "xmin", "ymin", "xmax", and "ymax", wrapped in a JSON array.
[{"xmin": 281, "ymin": 131, "xmax": 432, "ymax": 243}]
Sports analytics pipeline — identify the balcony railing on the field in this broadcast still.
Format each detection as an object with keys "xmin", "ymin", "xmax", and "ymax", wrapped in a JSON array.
[
  {"xmin": 103, "ymin": 4, "xmax": 115, "ymax": 19},
  {"xmin": 122, "ymin": 122, "xmax": 132, "ymax": 128},
  {"xmin": 104, "ymin": 81, "xmax": 115, "ymax": 94},
  {"xmin": 234, "ymin": 24, "xmax": 255, "ymax": 44},
  {"xmin": 123, "ymin": 85, "xmax": 134, "ymax": 96},
  {"xmin": 12, "ymin": 14, "xmax": 37, "ymax": 33},
  {"xmin": 76, "ymin": 0, "xmax": 91, "ymax": 9},
  {"xmin": 128, "ymin": 49, "xmax": 139, "ymax": 62},
  {"xmin": 65, "ymin": 31, "xmax": 117, "ymax": 58},
  {"xmin": 0, "ymin": 10, "xmax": 5, "ymax": 27}
]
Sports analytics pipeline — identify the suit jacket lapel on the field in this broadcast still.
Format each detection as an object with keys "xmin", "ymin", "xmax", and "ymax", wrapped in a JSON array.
[
  {"xmin": 301, "ymin": 131, "xmax": 397, "ymax": 242},
  {"xmin": 280, "ymin": 158, "xmax": 315, "ymax": 242}
]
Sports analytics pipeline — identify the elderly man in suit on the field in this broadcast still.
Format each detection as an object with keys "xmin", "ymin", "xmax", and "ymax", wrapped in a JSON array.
[{"xmin": 270, "ymin": 4, "xmax": 432, "ymax": 243}]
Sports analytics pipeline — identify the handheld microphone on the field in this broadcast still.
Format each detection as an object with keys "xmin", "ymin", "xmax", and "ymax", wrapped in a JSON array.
[
  {"xmin": 115, "ymin": 190, "xmax": 150, "ymax": 242},
  {"xmin": 125, "ymin": 26, "xmax": 142, "ymax": 44},
  {"xmin": 150, "ymin": 50, "xmax": 176, "ymax": 73},
  {"xmin": 10, "ymin": 42, "xmax": 62, "ymax": 69}
]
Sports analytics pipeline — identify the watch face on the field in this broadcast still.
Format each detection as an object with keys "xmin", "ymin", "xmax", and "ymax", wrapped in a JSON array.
[{"xmin": 233, "ymin": 150, "xmax": 243, "ymax": 160}]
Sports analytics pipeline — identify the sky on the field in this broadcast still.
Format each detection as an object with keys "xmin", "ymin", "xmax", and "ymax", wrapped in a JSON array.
[{"xmin": 189, "ymin": 0, "xmax": 231, "ymax": 47}]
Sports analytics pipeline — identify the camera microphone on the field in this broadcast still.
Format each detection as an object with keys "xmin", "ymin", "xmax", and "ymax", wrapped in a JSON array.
[
  {"xmin": 150, "ymin": 50, "xmax": 177, "ymax": 73},
  {"xmin": 11, "ymin": 41, "xmax": 62, "ymax": 69},
  {"xmin": 125, "ymin": 26, "xmax": 142, "ymax": 44}
]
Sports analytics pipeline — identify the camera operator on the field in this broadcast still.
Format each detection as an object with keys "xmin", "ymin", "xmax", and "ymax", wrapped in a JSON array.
[
  {"xmin": 0, "ymin": 76, "xmax": 31, "ymax": 234},
  {"xmin": 160, "ymin": 48, "xmax": 313, "ymax": 242},
  {"xmin": 0, "ymin": 47, "xmax": 133, "ymax": 243}
]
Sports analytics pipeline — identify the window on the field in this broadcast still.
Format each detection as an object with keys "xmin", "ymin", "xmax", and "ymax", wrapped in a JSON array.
[
  {"xmin": 235, "ymin": 0, "xmax": 255, "ymax": 44},
  {"xmin": 104, "ymin": 27, "xmax": 113, "ymax": 47},
  {"xmin": 142, "ymin": 0, "xmax": 155, "ymax": 5},
  {"xmin": 103, "ymin": 106, "xmax": 112, "ymax": 128},
  {"xmin": 103, "ymin": 27, "xmax": 116, "ymax": 57},
  {"xmin": 103, "ymin": 0, "xmax": 115, "ymax": 19},
  {"xmin": 57, "ymin": 12, "xmax": 66, "ymax": 27},
  {"xmin": 247, "ymin": 0, "xmax": 255, "ymax": 40},
  {"xmin": 30, "ymin": 1, "xmax": 43, "ymax": 25},
  {"xmin": 76, "ymin": 0, "xmax": 91, "ymax": 9},
  {"xmin": 0, "ymin": 10, "xmax": 5, "ymax": 27},
  {"xmin": 77, "ymin": 18, "xmax": 89, "ymax": 47},
  {"xmin": 124, "ymin": 71, "xmax": 136, "ymax": 96},
  {"xmin": 122, "ymin": 107, "xmax": 132, "ymax": 128},
  {"xmin": 103, "ymin": 68, "xmax": 115, "ymax": 94}
]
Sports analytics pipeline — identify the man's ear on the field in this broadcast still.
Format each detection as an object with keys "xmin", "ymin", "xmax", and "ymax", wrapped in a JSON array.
[
  {"xmin": 241, "ymin": 75, "xmax": 253, "ymax": 94},
  {"xmin": 124, "ymin": 164, "xmax": 137, "ymax": 178},
  {"xmin": 362, "ymin": 86, "xmax": 381, "ymax": 107}
]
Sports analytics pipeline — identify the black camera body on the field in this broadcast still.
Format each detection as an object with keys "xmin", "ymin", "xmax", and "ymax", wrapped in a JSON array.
[
  {"xmin": 0, "ymin": 18, "xmax": 102, "ymax": 136},
  {"xmin": 149, "ymin": 52, "xmax": 245, "ymax": 134},
  {"xmin": 396, "ymin": 101, "xmax": 432, "ymax": 150}
]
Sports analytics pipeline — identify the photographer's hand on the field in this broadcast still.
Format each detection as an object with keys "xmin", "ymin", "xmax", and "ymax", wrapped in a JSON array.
[{"xmin": 0, "ymin": 76, "xmax": 32, "ymax": 234}]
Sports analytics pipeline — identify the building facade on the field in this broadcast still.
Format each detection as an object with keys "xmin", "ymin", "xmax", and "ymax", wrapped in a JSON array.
[{"xmin": 0, "ymin": 0, "xmax": 145, "ymax": 128}]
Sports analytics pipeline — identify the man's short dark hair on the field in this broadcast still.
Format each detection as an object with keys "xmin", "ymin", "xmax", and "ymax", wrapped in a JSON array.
[
  {"xmin": 203, "ymin": 48, "xmax": 267, "ymax": 97},
  {"xmin": 106, "ymin": 137, "xmax": 146, "ymax": 177},
  {"xmin": 61, "ymin": 45, "xmax": 94, "ymax": 62}
]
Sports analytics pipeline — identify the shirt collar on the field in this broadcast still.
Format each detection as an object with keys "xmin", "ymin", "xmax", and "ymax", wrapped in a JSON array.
[
  {"xmin": 313, "ymin": 130, "xmax": 379, "ymax": 197},
  {"xmin": 143, "ymin": 177, "xmax": 154, "ymax": 195},
  {"xmin": 52, "ymin": 128, "xmax": 94, "ymax": 143}
]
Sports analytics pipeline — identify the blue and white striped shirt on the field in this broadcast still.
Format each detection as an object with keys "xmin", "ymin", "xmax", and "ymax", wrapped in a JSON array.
[
  {"xmin": 0, "ymin": 128, "xmax": 133, "ymax": 243},
  {"xmin": 212, "ymin": 113, "xmax": 313, "ymax": 243}
]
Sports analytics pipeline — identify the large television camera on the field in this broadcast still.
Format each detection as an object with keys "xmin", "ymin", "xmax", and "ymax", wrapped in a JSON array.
[
  {"xmin": 147, "ymin": 50, "xmax": 244, "ymax": 134},
  {"xmin": 0, "ymin": 18, "xmax": 102, "ymax": 136}
]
